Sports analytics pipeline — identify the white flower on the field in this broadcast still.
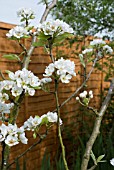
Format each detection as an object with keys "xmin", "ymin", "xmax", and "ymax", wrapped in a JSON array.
[
  {"xmin": 31, "ymin": 116, "xmax": 41, "ymax": 127},
  {"xmin": 7, "ymin": 124, "xmax": 18, "ymax": 135},
  {"xmin": 47, "ymin": 111, "xmax": 62, "ymax": 125},
  {"xmin": 27, "ymin": 88, "xmax": 35, "ymax": 96},
  {"xmin": 9, "ymin": 72, "xmax": 15, "ymax": 80},
  {"xmin": 0, "ymin": 124, "xmax": 8, "ymax": 142},
  {"xmin": 110, "ymin": 158, "xmax": 114, "ymax": 166},
  {"xmin": 103, "ymin": 45, "xmax": 113, "ymax": 54},
  {"xmin": 89, "ymin": 90, "xmax": 93, "ymax": 95},
  {"xmin": 82, "ymin": 48, "xmax": 93, "ymax": 54},
  {"xmin": 40, "ymin": 78, "xmax": 52, "ymax": 85},
  {"xmin": 6, "ymin": 25, "xmax": 29, "ymax": 39},
  {"xmin": 29, "ymin": 76, "xmax": 41, "ymax": 87},
  {"xmin": 76, "ymin": 97, "xmax": 79, "ymax": 100},
  {"xmin": 3, "ymin": 80, "xmax": 14, "ymax": 90},
  {"xmin": 60, "ymin": 74, "xmax": 72, "ymax": 83},
  {"xmin": 90, "ymin": 39, "xmax": 106, "ymax": 46},
  {"xmin": 79, "ymin": 91, "xmax": 87, "ymax": 98},
  {"xmin": 24, "ymin": 116, "xmax": 34, "ymax": 131},
  {"xmin": 89, "ymin": 90, "xmax": 93, "ymax": 98},
  {"xmin": 44, "ymin": 63, "xmax": 55, "ymax": 77},
  {"xmin": 0, "ymin": 102, "xmax": 14, "ymax": 114},
  {"xmin": 11, "ymin": 85, "xmax": 23, "ymax": 97},
  {"xmin": 0, "ymin": 93, "xmax": 9, "ymax": 103},
  {"xmin": 5, "ymin": 135, "xmax": 19, "ymax": 146},
  {"xmin": 19, "ymin": 133, "xmax": 28, "ymax": 144}
]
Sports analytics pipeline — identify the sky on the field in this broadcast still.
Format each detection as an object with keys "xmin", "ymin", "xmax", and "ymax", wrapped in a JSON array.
[{"xmin": 0, "ymin": 0, "xmax": 48, "ymax": 25}]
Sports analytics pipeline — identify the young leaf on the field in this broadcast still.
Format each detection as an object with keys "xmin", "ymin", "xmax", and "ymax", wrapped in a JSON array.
[
  {"xmin": 33, "ymin": 132, "xmax": 37, "ymax": 139},
  {"xmin": 3, "ymin": 54, "xmax": 20, "ymax": 61},
  {"xmin": 33, "ymin": 40, "xmax": 46, "ymax": 47},
  {"xmin": 90, "ymin": 150, "xmax": 97, "ymax": 165},
  {"xmin": 96, "ymin": 154, "xmax": 105, "ymax": 163},
  {"xmin": 79, "ymin": 54, "xmax": 85, "ymax": 68}
]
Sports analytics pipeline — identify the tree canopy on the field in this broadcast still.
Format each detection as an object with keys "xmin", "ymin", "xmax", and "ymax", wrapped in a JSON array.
[{"xmin": 52, "ymin": 0, "xmax": 114, "ymax": 40}]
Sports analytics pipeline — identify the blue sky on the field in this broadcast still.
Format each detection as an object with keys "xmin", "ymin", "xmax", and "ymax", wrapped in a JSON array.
[{"xmin": 0, "ymin": 0, "xmax": 46, "ymax": 25}]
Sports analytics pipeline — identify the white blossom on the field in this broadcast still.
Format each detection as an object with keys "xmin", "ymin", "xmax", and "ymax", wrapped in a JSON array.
[
  {"xmin": 103, "ymin": 45, "xmax": 113, "ymax": 54},
  {"xmin": 11, "ymin": 85, "xmax": 23, "ymax": 97},
  {"xmin": 79, "ymin": 91, "xmax": 87, "ymax": 98},
  {"xmin": 5, "ymin": 135, "xmax": 19, "ymax": 146},
  {"xmin": 47, "ymin": 111, "xmax": 62, "ymax": 125},
  {"xmin": 90, "ymin": 39, "xmax": 106, "ymax": 46},
  {"xmin": 19, "ymin": 133, "xmax": 28, "ymax": 144},
  {"xmin": 60, "ymin": 74, "xmax": 72, "ymax": 83},
  {"xmin": 0, "ymin": 123, "xmax": 28, "ymax": 146},
  {"xmin": 89, "ymin": 90, "xmax": 93, "ymax": 98},
  {"xmin": 37, "ymin": 19, "xmax": 74, "ymax": 37},
  {"xmin": 82, "ymin": 48, "xmax": 93, "ymax": 54},
  {"xmin": 43, "ymin": 58, "xmax": 76, "ymax": 83},
  {"xmin": 40, "ymin": 78, "xmax": 52, "ymax": 85},
  {"xmin": 6, "ymin": 25, "xmax": 29, "ymax": 39},
  {"xmin": 0, "ymin": 93, "xmax": 9, "ymax": 103},
  {"xmin": 44, "ymin": 63, "xmax": 55, "ymax": 77},
  {"xmin": 17, "ymin": 8, "xmax": 35, "ymax": 20},
  {"xmin": 0, "ymin": 102, "xmax": 14, "ymax": 114},
  {"xmin": 110, "ymin": 158, "xmax": 114, "ymax": 166},
  {"xmin": 76, "ymin": 97, "xmax": 79, "ymax": 101}
]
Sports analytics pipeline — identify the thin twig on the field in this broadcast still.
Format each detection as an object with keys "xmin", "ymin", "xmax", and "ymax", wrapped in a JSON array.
[{"xmin": 7, "ymin": 133, "xmax": 47, "ymax": 169}]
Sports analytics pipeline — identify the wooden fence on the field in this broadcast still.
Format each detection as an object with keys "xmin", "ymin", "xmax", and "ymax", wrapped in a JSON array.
[{"xmin": 0, "ymin": 22, "xmax": 110, "ymax": 170}]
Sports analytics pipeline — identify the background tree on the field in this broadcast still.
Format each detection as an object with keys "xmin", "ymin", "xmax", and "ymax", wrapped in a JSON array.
[{"xmin": 52, "ymin": 0, "xmax": 114, "ymax": 40}]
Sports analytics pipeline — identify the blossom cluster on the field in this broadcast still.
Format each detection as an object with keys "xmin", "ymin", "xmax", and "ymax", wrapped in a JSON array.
[
  {"xmin": 43, "ymin": 57, "xmax": 76, "ymax": 83},
  {"xmin": 90, "ymin": 39, "xmax": 113, "ymax": 54},
  {"xmin": 36, "ymin": 19, "xmax": 74, "ymax": 37},
  {"xmin": 79, "ymin": 39, "xmax": 113, "ymax": 65},
  {"xmin": 24, "ymin": 111, "xmax": 62, "ymax": 131},
  {"xmin": 0, "ymin": 123, "xmax": 27, "ymax": 146},
  {"xmin": 0, "ymin": 112, "xmax": 62, "ymax": 147},
  {"xmin": 7, "ymin": 68, "xmax": 41, "ymax": 96},
  {"xmin": 17, "ymin": 8, "xmax": 35, "ymax": 21},
  {"xmin": 82, "ymin": 39, "xmax": 113, "ymax": 55},
  {"xmin": 90, "ymin": 39, "xmax": 106, "ymax": 46},
  {"xmin": 76, "ymin": 90, "xmax": 93, "ymax": 106},
  {"xmin": 0, "ymin": 83, "xmax": 14, "ymax": 115},
  {"xmin": 6, "ymin": 26, "xmax": 29, "ymax": 39}
]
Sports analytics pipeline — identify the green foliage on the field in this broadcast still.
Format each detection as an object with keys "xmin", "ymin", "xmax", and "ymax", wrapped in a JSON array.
[
  {"xmin": 52, "ymin": 0, "xmax": 114, "ymax": 39},
  {"xmin": 2, "ymin": 54, "xmax": 20, "ymax": 61}
]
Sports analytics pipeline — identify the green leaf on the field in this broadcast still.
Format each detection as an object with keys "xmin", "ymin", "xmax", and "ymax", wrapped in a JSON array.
[
  {"xmin": 38, "ymin": 33, "xmax": 51, "ymax": 40},
  {"xmin": 90, "ymin": 150, "xmax": 97, "ymax": 165},
  {"xmin": 96, "ymin": 154, "xmax": 105, "ymax": 163},
  {"xmin": 33, "ymin": 40, "xmax": 46, "ymax": 47},
  {"xmin": 54, "ymin": 33, "xmax": 73, "ymax": 44},
  {"xmin": 79, "ymin": 54, "xmax": 85, "ymax": 68},
  {"xmin": 33, "ymin": 132, "xmax": 37, "ymax": 139},
  {"xmin": 41, "ymin": 117, "xmax": 48, "ymax": 125},
  {"xmin": 3, "ymin": 54, "xmax": 20, "ymax": 61}
]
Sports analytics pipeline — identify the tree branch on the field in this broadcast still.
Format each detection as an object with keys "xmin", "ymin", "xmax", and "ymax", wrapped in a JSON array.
[
  {"xmin": 40, "ymin": 0, "xmax": 57, "ymax": 23},
  {"xmin": 81, "ymin": 78, "xmax": 114, "ymax": 170}
]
